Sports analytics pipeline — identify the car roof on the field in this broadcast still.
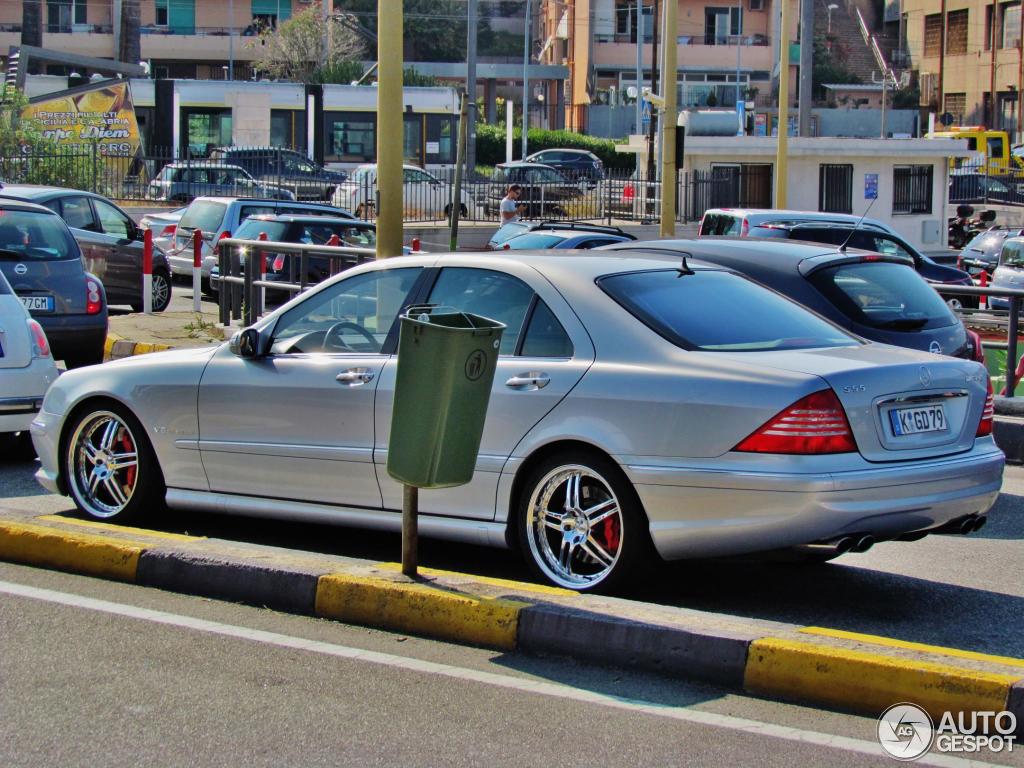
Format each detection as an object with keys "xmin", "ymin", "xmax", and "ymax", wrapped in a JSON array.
[
  {"xmin": 191, "ymin": 196, "xmax": 339, "ymax": 206},
  {"xmin": 529, "ymin": 149, "xmax": 595, "ymax": 156},
  {"xmin": 165, "ymin": 161, "xmax": 247, "ymax": 168},
  {"xmin": 497, "ymin": 161, "xmax": 557, "ymax": 169},
  {"xmin": 242, "ymin": 214, "xmax": 372, "ymax": 226},
  {"xmin": 704, "ymin": 208, "xmax": 892, "ymax": 229},
  {"xmin": 0, "ymin": 184, "xmax": 88, "ymax": 199},
  {"xmin": 0, "ymin": 196, "xmax": 64, "ymax": 215},
  {"xmin": 605, "ymin": 236, "xmax": 875, "ymax": 267}
]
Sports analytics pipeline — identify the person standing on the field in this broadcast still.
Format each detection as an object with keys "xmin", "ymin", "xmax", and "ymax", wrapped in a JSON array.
[{"xmin": 499, "ymin": 184, "xmax": 523, "ymax": 224}]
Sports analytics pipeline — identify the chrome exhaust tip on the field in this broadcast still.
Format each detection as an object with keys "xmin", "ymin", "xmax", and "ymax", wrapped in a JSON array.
[
  {"xmin": 971, "ymin": 516, "xmax": 988, "ymax": 533},
  {"xmin": 851, "ymin": 535, "xmax": 875, "ymax": 553},
  {"xmin": 959, "ymin": 516, "xmax": 978, "ymax": 535},
  {"xmin": 834, "ymin": 536, "xmax": 856, "ymax": 555}
]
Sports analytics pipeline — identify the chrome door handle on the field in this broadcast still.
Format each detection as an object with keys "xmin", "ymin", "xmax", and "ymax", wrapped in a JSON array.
[
  {"xmin": 336, "ymin": 368, "xmax": 375, "ymax": 386},
  {"xmin": 505, "ymin": 372, "xmax": 550, "ymax": 391}
]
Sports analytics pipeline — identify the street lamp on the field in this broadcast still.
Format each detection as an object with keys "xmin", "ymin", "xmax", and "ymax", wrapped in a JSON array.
[{"xmin": 827, "ymin": 4, "xmax": 839, "ymax": 35}]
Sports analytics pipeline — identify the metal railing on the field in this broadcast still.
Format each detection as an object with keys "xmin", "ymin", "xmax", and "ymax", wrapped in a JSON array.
[
  {"xmin": 215, "ymin": 237, "xmax": 375, "ymax": 327},
  {"xmin": 937, "ymin": 283, "xmax": 1024, "ymax": 396}
]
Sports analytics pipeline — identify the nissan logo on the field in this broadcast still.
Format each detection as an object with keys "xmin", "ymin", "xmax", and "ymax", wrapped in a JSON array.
[
  {"xmin": 13, "ymin": 263, "xmax": 27, "ymax": 275},
  {"xmin": 929, "ymin": 341, "xmax": 942, "ymax": 354}
]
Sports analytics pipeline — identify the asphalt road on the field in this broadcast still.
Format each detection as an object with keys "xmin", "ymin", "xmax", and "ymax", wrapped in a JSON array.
[
  {"xmin": 2, "ymin": 456, "xmax": 1023, "ymax": 658},
  {"xmin": 5, "ymin": 562, "xmax": 1019, "ymax": 768}
]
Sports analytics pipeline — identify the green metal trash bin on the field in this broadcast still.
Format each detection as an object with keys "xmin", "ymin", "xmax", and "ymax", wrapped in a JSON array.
[{"xmin": 387, "ymin": 307, "xmax": 505, "ymax": 489}]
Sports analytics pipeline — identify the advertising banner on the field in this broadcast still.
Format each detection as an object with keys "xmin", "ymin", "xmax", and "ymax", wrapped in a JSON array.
[{"xmin": 22, "ymin": 80, "xmax": 142, "ymax": 157}]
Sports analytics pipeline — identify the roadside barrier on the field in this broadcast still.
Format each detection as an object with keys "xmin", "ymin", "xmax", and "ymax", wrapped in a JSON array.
[
  {"xmin": 192, "ymin": 228, "xmax": 203, "ymax": 314},
  {"xmin": 142, "ymin": 228, "xmax": 153, "ymax": 315}
]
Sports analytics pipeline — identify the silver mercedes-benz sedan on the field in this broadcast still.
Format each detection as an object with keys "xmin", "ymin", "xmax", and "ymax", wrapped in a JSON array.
[{"xmin": 31, "ymin": 245, "xmax": 1003, "ymax": 591}]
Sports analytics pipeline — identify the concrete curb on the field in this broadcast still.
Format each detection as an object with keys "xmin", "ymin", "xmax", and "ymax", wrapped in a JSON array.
[
  {"xmin": 103, "ymin": 332, "xmax": 174, "ymax": 362},
  {"xmin": 2, "ymin": 512, "xmax": 1023, "ymax": 730}
]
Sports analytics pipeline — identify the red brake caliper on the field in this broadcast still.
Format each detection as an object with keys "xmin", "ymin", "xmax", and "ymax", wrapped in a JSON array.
[
  {"xmin": 601, "ymin": 515, "xmax": 621, "ymax": 554},
  {"xmin": 121, "ymin": 430, "xmax": 136, "ymax": 488}
]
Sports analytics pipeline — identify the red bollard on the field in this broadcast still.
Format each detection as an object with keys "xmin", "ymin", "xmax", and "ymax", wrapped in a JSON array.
[
  {"xmin": 979, "ymin": 270, "xmax": 988, "ymax": 311},
  {"xmin": 192, "ymin": 228, "xmax": 203, "ymax": 312},
  {"xmin": 142, "ymin": 228, "xmax": 153, "ymax": 314},
  {"xmin": 327, "ymin": 233, "xmax": 341, "ymax": 246},
  {"xmin": 193, "ymin": 228, "xmax": 203, "ymax": 268},
  {"xmin": 411, "ymin": 237, "xmax": 421, "ymax": 252}
]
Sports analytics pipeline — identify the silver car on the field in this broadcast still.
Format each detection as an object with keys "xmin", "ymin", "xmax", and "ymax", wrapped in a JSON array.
[{"xmin": 31, "ymin": 247, "xmax": 1003, "ymax": 591}]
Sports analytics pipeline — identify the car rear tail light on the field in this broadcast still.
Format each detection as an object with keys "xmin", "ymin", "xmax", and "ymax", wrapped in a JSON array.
[
  {"xmin": 26, "ymin": 318, "xmax": 49, "ymax": 358},
  {"xmin": 977, "ymin": 377, "xmax": 994, "ymax": 437},
  {"xmin": 740, "ymin": 219, "xmax": 749, "ymax": 237},
  {"xmin": 735, "ymin": 389, "xmax": 857, "ymax": 454},
  {"xmin": 160, "ymin": 224, "xmax": 176, "ymax": 238},
  {"xmin": 272, "ymin": 254, "xmax": 286, "ymax": 271},
  {"xmin": 86, "ymin": 278, "xmax": 103, "ymax": 315}
]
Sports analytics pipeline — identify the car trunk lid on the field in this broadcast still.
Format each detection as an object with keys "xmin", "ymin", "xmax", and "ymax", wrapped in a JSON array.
[{"xmin": 731, "ymin": 345, "xmax": 988, "ymax": 462}]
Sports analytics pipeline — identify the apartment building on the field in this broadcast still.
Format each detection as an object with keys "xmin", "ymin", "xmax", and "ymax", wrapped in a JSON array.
[
  {"xmin": 1, "ymin": 0, "xmax": 298, "ymax": 80},
  {"xmin": 901, "ymin": 0, "xmax": 1024, "ymax": 139},
  {"xmin": 538, "ymin": 0, "xmax": 799, "ymax": 133}
]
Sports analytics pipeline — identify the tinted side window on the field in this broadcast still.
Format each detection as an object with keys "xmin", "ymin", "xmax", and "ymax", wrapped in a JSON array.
[
  {"xmin": 239, "ymin": 205, "xmax": 277, "ymax": 223},
  {"xmin": 59, "ymin": 196, "xmax": 98, "ymax": 232},
  {"xmin": 521, "ymin": 300, "xmax": 573, "ymax": 357},
  {"xmin": 700, "ymin": 213, "xmax": 741, "ymax": 236},
  {"xmin": 426, "ymin": 267, "xmax": 535, "ymax": 355}
]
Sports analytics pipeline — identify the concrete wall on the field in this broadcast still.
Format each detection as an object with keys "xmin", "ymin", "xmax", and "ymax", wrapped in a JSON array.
[
  {"xmin": 813, "ymin": 108, "xmax": 918, "ymax": 138},
  {"xmin": 588, "ymin": 106, "xmax": 639, "ymax": 139}
]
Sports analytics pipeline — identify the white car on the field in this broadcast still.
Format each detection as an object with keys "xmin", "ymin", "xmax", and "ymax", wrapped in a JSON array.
[
  {"xmin": 332, "ymin": 164, "xmax": 477, "ymax": 220},
  {"xmin": 139, "ymin": 207, "xmax": 186, "ymax": 255},
  {"xmin": 0, "ymin": 270, "xmax": 58, "ymax": 457}
]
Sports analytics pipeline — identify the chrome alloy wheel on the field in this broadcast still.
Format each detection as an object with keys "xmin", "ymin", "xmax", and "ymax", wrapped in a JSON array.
[
  {"xmin": 67, "ymin": 411, "xmax": 140, "ymax": 518},
  {"xmin": 525, "ymin": 464, "xmax": 624, "ymax": 589}
]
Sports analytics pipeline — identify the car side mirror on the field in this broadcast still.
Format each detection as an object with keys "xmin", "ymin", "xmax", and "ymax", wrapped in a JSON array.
[{"xmin": 230, "ymin": 327, "xmax": 264, "ymax": 359}]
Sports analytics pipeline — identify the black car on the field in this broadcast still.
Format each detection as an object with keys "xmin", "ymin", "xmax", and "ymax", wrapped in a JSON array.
[
  {"xmin": 208, "ymin": 147, "xmax": 348, "ymax": 201},
  {"xmin": 949, "ymin": 172, "xmax": 1023, "ymax": 206},
  {"xmin": 0, "ymin": 199, "xmax": 107, "ymax": 367},
  {"xmin": 748, "ymin": 222, "xmax": 976, "ymax": 309},
  {"xmin": 603, "ymin": 238, "xmax": 978, "ymax": 361},
  {"xmin": 958, "ymin": 227, "xmax": 1024, "ymax": 277},
  {"xmin": 525, "ymin": 149, "xmax": 605, "ymax": 182},
  {"xmin": 0, "ymin": 185, "xmax": 172, "ymax": 313},
  {"xmin": 483, "ymin": 162, "xmax": 583, "ymax": 217}
]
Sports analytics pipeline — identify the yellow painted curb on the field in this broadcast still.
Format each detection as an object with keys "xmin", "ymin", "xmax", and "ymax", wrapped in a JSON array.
[
  {"xmin": 377, "ymin": 562, "xmax": 578, "ymax": 597},
  {"xmin": 103, "ymin": 334, "xmax": 119, "ymax": 358},
  {"xmin": 800, "ymin": 626, "xmax": 1024, "ymax": 669},
  {"xmin": 0, "ymin": 520, "xmax": 148, "ymax": 582},
  {"xmin": 315, "ymin": 572, "xmax": 528, "ymax": 650},
  {"xmin": 744, "ymin": 637, "xmax": 1020, "ymax": 720}
]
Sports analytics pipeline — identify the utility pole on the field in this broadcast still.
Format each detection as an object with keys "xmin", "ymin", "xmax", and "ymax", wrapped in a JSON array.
[
  {"xmin": 774, "ymin": 0, "xmax": 791, "ymax": 208},
  {"xmin": 228, "ymin": 0, "xmax": 234, "ymax": 80},
  {"xmin": 938, "ymin": 0, "xmax": 946, "ymax": 116},
  {"xmin": 660, "ymin": 0, "xmax": 676, "ymax": 236},
  {"xmin": 1019, "ymin": 0, "xmax": 1024, "ymax": 142},
  {"xmin": 467, "ymin": 0, "xmax": 478, "ymax": 173},
  {"xmin": 645, "ymin": 0, "xmax": 659, "ymax": 185},
  {"xmin": 377, "ymin": 0, "xmax": 403, "ymax": 259},
  {"xmin": 522, "ymin": 0, "xmax": 532, "ymax": 159},
  {"xmin": 322, "ymin": 0, "xmax": 331, "ymax": 68},
  {"xmin": 635, "ymin": 0, "xmax": 644, "ymax": 134},
  {"xmin": 797, "ymin": 0, "xmax": 813, "ymax": 136}
]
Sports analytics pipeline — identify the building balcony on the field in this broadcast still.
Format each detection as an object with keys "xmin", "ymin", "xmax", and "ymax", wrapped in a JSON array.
[{"xmin": 594, "ymin": 35, "xmax": 773, "ymax": 71}]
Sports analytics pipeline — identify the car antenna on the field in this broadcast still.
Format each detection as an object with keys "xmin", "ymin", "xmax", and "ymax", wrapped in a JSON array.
[
  {"xmin": 676, "ymin": 251, "xmax": 696, "ymax": 277},
  {"xmin": 838, "ymin": 197, "xmax": 876, "ymax": 253}
]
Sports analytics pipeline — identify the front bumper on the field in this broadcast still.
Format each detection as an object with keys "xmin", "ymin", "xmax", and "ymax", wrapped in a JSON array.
[{"xmin": 625, "ymin": 441, "xmax": 1005, "ymax": 560}]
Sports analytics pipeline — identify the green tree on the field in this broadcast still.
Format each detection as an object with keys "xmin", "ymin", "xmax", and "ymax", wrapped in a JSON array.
[
  {"xmin": 335, "ymin": 0, "xmax": 468, "ymax": 61},
  {"xmin": 812, "ymin": 41, "xmax": 861, "ymax": 101},
  {"xmin": 251, "ymin": 6, "xmax": 365, "ymax": 83}
]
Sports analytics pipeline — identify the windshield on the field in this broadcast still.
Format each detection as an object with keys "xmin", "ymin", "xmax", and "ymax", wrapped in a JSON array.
[
  {"xmin": 0, "ymin": 209, "xmax": 78, "ymax": 261},
  {"xmin": 809, "ymin": 262, "xmax": 956, "ymax": 331},
  {"xmin": 179, "ymin": 200, "xmax": 227, "ymax": 233},
  {"xmin": 490, "ymin": 221, "xmax": 531, "ymax": 246},
  {"xmin": 235, "ymin": 219, "xmax": 289, "ymax": 241},
  {"xmin": 503, "ymin": 233, "xmax": 563, "ymax": 249},
  {"xmin": 599, "ymin": 269, "xmax": 857, "ymax": 351},
  {"xmin": 962, "ymin": 232, "xmax": 1005, "ymax": 257}
]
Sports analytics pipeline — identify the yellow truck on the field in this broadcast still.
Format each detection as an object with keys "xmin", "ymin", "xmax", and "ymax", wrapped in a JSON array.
[{"xmin": 928, "ymin": 126, "xmax": 1023, "ymax": 173}]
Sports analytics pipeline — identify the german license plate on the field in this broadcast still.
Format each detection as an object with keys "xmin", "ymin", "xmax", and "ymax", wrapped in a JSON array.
[
  {"xmin": 889, "ymin": 404, "xmax": 947, "ymax": 436},
  {"xmin": 20, "ymin": 295, "xmax": 54, "ymax": 313}
]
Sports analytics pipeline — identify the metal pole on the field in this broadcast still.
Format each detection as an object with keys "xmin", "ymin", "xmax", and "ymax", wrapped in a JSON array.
[
  {"xmin": 402, "ymin": 484, "xmax": 419, "ymax": 576},
  {"xmin": 880, "ymin": 76, "xmax": 887, "ymax": 138},
  {"xmin": 798, "ymin": 0, "xmax": 813, "ymax": 137},
  {"xmin": 506, "ymin": 100, "xmax": 514, "ymax": 163},
  {"xmin": 449, "ymin": 92, "xmax": 468, "ymax": 250},
  {"xmin": 660, "ymin": 0, "xmax": 676, "ymax": 237},
  {"xmin": 1008, "ymin": 297, "xmax": 1020, "ymax": 397},
  {"xmin": 376, "ymin": 0, "xmax": 403, "ymax": 258},
  {"xmin": 228, "ymin": 0, "xmax": 234, "ymax": 80},
  {"xmin": 774, "ymin": 0, "xmax": 791, "ymax": 208},
  {"xmin": 522, "ymin": 0, "xmax": 532, "ymax": 159},
  {"xmin": 467, "ymin": 0, "xmax": 478, "ymax": 173},
  {"xmin": 636, "ymin": 0, "xmax": 644, "ymax": 134},
  {"xmin": 321, "ymin": 0, "xmax": 331, "ymax": 68}
]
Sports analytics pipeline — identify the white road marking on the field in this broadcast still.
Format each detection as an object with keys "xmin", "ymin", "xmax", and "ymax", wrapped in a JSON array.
[{"xmin": 0, "ymin": 579, "xmax": 1000, "ymax": 767}]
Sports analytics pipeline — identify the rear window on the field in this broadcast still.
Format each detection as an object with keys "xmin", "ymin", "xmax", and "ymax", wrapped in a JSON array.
[
  {"xmin": 504, "ymin": 233, "xmax": 564, "ymax": 249},
  {"xmin": 179, "ymin": 200, "xmax": 228, "ymax": 233},
  {"xmin": 599, "ymin": 269, "xmax": 857, "ymax": 352},
  {"xmin": 235, "ymin": 219, "xmax": 289, "ymax": 241},
  {"xmin": 0, "ymin": 209, "xmax": 78, "ymax": 261},
  {"xmin": 808, "ymin": 262, "xmax": 956, "ymax": 331},
  {"xmin": 699, "ymin": 213, "xmax": 743, "ymax": 236},
  {"xmin": 1001, "ymin": 240, "xmax": 1024, "ymax": 268}
]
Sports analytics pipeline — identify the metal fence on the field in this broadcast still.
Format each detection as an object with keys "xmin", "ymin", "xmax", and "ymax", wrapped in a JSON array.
[
  {"xmin": 949, "ymin": 164, "xmax": 1024, "ymax": 208},
  {"xmin": 0, "ymin": 146, "xmax": 790, "ymax": 225}
]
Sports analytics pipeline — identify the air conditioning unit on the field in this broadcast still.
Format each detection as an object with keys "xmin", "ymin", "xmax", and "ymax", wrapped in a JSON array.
[{"xmin": 749, "ymin": 0, "xmax": 764, "ymax": 10}]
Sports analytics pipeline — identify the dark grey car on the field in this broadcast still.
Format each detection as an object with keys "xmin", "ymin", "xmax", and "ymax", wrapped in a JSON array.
[
  {"xmin": 0, "ymin": 200, "xmax": 107, "ymax": 367},
  {"xmin": 0, "ymin": 185, "xmax": 172, "ymax": 312}
]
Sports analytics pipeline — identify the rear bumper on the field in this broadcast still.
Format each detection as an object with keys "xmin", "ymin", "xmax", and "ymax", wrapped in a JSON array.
[
  {"xmin": 168, "ymin": 251, "xmax": 216, "ymax": 278},
  {"xmin": 625, "ymin": 441, "xmax": 1005, "ymax": 560}
]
